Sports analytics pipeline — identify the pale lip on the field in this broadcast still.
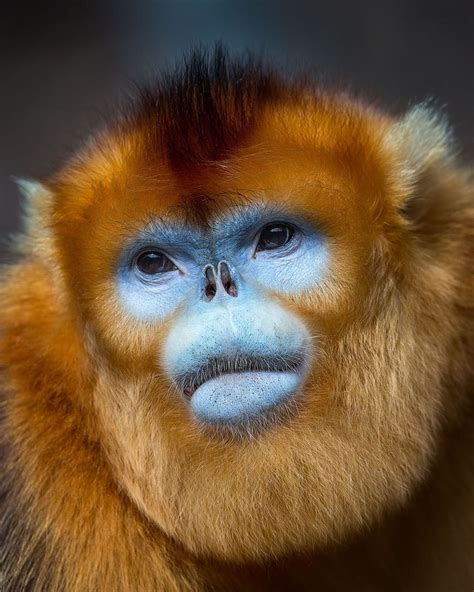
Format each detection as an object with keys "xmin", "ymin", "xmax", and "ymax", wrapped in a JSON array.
[{"xmin": 189, "ymin": 368, "xmax": 305, "ymax": 424}]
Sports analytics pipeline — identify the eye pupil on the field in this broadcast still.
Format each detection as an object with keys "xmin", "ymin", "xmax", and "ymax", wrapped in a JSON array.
[
  {"xmin": 257, "ymin": 223, "xmax": 294, "ymax": 252},
  {"xmin": 136, "ymin": 251, "xmax": 176, "ymax": 275}
]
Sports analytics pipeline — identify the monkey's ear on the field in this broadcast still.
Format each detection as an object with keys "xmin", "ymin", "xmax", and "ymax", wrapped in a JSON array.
[
  {"xmin": 383, "ymin": 104, "xmax": 455, "ymax": 218},
  {"xmin": 14, "ymin": 178, "xmax": 55, "ymax": 256}
]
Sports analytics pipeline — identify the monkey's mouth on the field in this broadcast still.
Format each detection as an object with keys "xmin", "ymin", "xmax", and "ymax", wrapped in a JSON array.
[
  {"xmin": 179, "ymin": 355, "xmax": 304, "ymax": 399},
  {"xmin": 172, "ymin": 356, "xmax": 306, "ymax": 426}
]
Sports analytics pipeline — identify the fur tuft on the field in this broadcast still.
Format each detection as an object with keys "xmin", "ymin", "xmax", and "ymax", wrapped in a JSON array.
[{"xmin": 126, "ymin": 45, "xmax": 282, "ymax": 173}]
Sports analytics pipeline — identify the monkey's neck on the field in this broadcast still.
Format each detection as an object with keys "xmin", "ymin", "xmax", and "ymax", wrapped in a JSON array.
[{"xmin": 1, "ymin": 398, "xmax": 473, "ymax": 592}]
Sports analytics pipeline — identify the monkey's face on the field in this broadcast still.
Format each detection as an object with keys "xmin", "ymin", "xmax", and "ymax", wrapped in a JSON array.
[
  {"xmin": 52, "ymin": 99, "xmax": 443, "ymax": 560},
  {"xmin": 118, "ymin": 207, "xmax": 322, "ymax": 425}
]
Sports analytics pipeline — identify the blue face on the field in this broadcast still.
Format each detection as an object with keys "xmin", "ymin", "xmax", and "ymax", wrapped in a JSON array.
[{"xmin": 116, "ymin": 203, "xmax": 328, "ymax": 426}]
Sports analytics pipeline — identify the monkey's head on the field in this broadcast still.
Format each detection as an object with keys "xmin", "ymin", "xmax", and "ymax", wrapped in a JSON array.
[{"xmin": 20, "ymin": 50, "xmax": 471, "ymax": 561}]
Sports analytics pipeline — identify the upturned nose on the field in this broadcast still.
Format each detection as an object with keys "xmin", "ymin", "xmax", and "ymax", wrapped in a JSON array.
[{"xmin": 203, "ymin": 261, "xmax": 238, "ymax": 301}]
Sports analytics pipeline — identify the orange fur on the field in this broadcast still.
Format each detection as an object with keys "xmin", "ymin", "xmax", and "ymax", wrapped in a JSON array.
[{"xmin": 1, "ymin": 50, "xmax": 473, "ymax": 590}]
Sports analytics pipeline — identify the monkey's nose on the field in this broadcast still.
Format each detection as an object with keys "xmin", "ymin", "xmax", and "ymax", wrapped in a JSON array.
[{"xmin": 202, "ymin": 262, "xmax": 238, "ymax": 301}]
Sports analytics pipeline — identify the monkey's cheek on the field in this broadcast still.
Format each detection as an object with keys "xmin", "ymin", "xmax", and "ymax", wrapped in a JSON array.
[{"xmin": 190, "ymin": 370, "xmax": 303, "ymax": 424}]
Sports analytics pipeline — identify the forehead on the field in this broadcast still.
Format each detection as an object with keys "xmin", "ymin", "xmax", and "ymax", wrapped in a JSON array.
[{"xmin": 52, "ymin": 97, "xmax": 390, "ymax": 246}]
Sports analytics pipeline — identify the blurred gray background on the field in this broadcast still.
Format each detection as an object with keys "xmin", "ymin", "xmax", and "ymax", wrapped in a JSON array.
[{"xmin": 1, "ymin": 0, "xmax": 473, "ymax": 258}]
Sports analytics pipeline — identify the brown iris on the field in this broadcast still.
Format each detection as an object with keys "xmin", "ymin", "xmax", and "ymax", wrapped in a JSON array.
[
  {"xmin": 136, "ymin": 250, "xmax": 177, "ymax": 275},
  {"xmin": 256, "ymin": 223, "xmax": 294, "ymax": 252}
]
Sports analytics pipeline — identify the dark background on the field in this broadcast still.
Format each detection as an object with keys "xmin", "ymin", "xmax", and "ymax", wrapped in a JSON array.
[{"xmin": 1, "ymin": 0, "xmax": 473, "ymax": 257}]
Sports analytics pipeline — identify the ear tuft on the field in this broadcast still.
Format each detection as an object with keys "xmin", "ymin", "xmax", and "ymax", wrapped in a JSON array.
[
  {"xmin": 15, "ymin": 178, "xmax": 46, "ymax": 200},
  {"xmin": 13, "ymin": 178, "xmax": 54, "ymax": 255},
  {"xmin": 384, "ymin": 103, "xmax": 455, "ymax": 195}
]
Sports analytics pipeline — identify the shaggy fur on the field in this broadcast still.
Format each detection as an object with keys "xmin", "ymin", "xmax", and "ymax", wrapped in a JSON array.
[{"xmin": 1, "ymin": 48, "xmax": 473, "ymax": 591}]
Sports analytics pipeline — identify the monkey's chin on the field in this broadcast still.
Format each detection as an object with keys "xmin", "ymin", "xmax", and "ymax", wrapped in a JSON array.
[{"xmin": 190, "ymin": 370, "xmax": 302, "ymax": 425}]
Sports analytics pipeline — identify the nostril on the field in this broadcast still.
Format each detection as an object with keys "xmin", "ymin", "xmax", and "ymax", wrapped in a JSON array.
[
  {"xmin": 204, "ymin": 265, "xmax": 217, "ymax": 301},
  {"xmin": 219, "ymin": 261, "xmax": 238, "ymax": 297}
]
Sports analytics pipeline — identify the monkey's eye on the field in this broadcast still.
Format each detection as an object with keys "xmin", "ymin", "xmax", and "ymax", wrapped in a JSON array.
[
  {"xmin": 136, "ymin": 250, "xmax": 177, "ymax": 275},
  {"xmin": 256, "ymin": 223, "xmax": 295, "ymax": 252}
]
